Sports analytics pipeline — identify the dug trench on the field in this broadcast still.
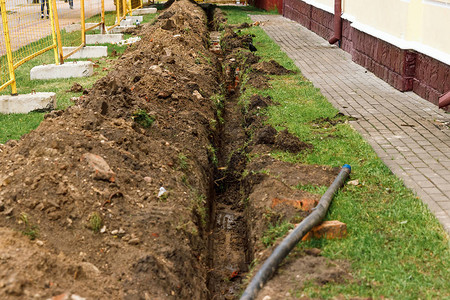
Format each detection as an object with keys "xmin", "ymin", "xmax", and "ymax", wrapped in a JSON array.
[{"xmin": 0, "ymin": 1, "xmax": 350, "ymax": 299}]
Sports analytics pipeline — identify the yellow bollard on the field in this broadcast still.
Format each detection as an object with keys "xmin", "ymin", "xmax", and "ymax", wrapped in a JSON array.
[
  {"xmin": 81, "ymin": 0, "xmax": 86, "ymax": 46},
  {"xmin": 101, "ymin": 0, "xmax": 106, "ymax": 34},
  {"xmin": 52, "ymin": 0, "xmax": 64, "ymax": 64},
  {"xmin": 0, "ymin": 0, "xmax": 17, "ymax": 95},
  {"xmin": 128, "ymin": 0, "xmax": 133, "ymax": 16},
  {"xmin": 49, "ymin": 0, "xmax": 60, "ymax": 65},
  {"xmin": 116, "ymin": 0, "xmax": 121, "ymax": 28}
]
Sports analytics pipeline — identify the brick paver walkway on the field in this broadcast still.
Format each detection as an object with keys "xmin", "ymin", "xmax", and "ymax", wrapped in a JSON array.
[{"xmin": 251, "ymin": 15, "xmax": 450, "ymax": 234}]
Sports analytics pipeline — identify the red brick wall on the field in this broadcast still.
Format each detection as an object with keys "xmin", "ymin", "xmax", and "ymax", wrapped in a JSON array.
[
  {"xmin": 282, "ymin": 0, "xmax": 450, "ymax": 108},
  {"xmin": 414, "ymin": 53, "xmax": 450, "ymax": 106},
  {"xmin": 351, "ymin": 28, "xmax": 414, "ymax": 91},
  {"xmin": 283, "ymin": 0, "xmax": 311, "ymax": 29},
  {"xmin": 310, "ymin": 6, "xmax": 333, "ymax": 39}
]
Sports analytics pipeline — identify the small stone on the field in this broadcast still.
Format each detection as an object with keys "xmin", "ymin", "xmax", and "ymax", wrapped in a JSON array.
[
  {"xmin": 192, "ymin": 90, "xmax": 203, "ymax": 100},
  {"xmin": 80, "ymin": 262, "xmax": 100, "ymax": 276},
  {"xmin": 81, "ymin": 153, "xmax": 116, "ymax": 182},
  {"xmin": 36, "ymin": 240, "xmax": 44, "ymax": 246},
  {"xmin": 111, "ymin": 230, "xmax": 119, "ymax": 235},
  {"xmin": 128, "ymin": 237, "xmax": 140, "ymax": 245},
  {"xmin": 262, "ymin": 296, "xmax": 271, "ymax": 300},
  {"xmin": 149, "ymin": 65, "xmax": 163, "ymax": 75},
  {"xmin": 118, "ymin": 228, "xmax": 125, "ymax": 234},
  {"xmin": 49, "ymin": 293, "xmax": 69, "ymax": 300},
  {"xmin": 3, "ymin": 207, "xmax": 13, "ymax": 216},
  {"xmin": 304, "ymin": 248, "xmax": 322, "ymax": 256},
  {"xmin": 158, "ymin": 90, "xmax": 173, "ymax": 98},
  {"xmin": 122, "ymin": 234, "xmax": 131, "ymax": 242},
  {"xmin": 143, "ymin": 176, "xmax": 152, "ymax": 183},
  {"xmin": 158, "ymin": 187, "xmax": 167, "ymax": 198},
  {"xmin": 24, "ymin": 177, "xmax": 32, "ymax": 185},
  {"xmin": 71, "ymin": 295, "xmax": 86, "ymax": 300},
  {"xmin": 100, "ymin": 226, "xmax": 107, "ymax": 233},
  {"xmin": 347, "ymin": 179, "xmax": 359, "ymax": 186}
]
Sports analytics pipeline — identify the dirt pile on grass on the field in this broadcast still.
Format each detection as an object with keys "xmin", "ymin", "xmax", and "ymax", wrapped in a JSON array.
[{"xmin": 0, "ymin": 0, "xmax": 221, "ymax": 298}]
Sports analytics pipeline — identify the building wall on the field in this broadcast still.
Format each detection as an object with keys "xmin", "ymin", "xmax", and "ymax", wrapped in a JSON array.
[{"xmin": 281, "ymin": 0, "xmax": 450, "ymax": 108}]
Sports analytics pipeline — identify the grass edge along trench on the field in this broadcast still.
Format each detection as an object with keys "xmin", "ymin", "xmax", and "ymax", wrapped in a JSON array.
[{"xmin": 221, "ymin": 5, "xmax": 450, "ymax": 300}]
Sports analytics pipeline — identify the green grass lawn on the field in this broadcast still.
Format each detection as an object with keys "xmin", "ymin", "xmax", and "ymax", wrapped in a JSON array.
[
  {"xmin": 220, "ymin": 5, "xmax": 450, "ymax": 299},
  {"xmin": 0, "ymin": 12, "xmax": 157, "ymax": 144}
]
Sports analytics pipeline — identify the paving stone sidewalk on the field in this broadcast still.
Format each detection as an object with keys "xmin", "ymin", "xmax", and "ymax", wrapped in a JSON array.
[{"xmin": 250, "ymin": 14, "xmax": 450, "ymax": 234}]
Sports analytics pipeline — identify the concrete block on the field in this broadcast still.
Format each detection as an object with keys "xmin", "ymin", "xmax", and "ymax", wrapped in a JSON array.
[
  {"xmin": 64, "ymin": 23, "xmax": 102, "ymax": 33},
  {"xmin": 302, "ymin": 220, "xmax": 347, "ymax": 241},
  {"xmin": 125, "ymin": 16, "xmax": 143, "ymax": 23},
  {"xmin": 120, "ymin": 19, "xmax": 135, "ymax": 27},
  {"xmin": 30, "ymin": 61, "xmax": 93, "ymax": 80},
  {"xmin": 85, "ymin": 22, "xmax": 102, "ymax": 31},
  {"xmin": 65, "ymin": 23, "xmax": 81, "ymax": 33},
  {"xmin": 63, "ymin": 46, "xmax": 107, "ymax": 59},
  {"xmin": 86, "ymin": 34, "xmax": 123, "ymax": 44},
  {"xmin": 108, "ymin": 25, "xmax": 136, "ymax": 34},
  {"xmin": 0, "ymin": 93, "xmax": 56, "ymax": 114},
  {"xmin": 133, "ymin": 8, "xmax": 157, "ymax": 15}
]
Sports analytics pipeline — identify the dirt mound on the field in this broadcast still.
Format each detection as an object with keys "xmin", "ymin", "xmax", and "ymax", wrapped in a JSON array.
[
  {"xmin": 248, "ymin": 94, "xmax": 273, "ymax": 111},
  {"xmin": 255, "ymin": 253, "xmax": 351, "ymax": 300},
  {"xmin": 237, "ymin": 22, "xmax": 251, "ymax": 29},
  {"xmin": 252, "ymin": 125, "xmax": 312, "ymax": 153},
  {"xmin": 247, "ymin": 155, "xmax": 339, "ymax": 187},
  {"xmin": 68, "ymin": 82, "xmax": 83, "ymax": 93},
  {"xmin": 221, "ymin": 27, "xmax": 253, "ymax": 54},
  {"xmin": 246, "ymin": 72, "xmax": 271, "ymax": 89},
  {"xmin": 0, "ymin": 228, "xmax": 117, "ymax": 299},
  {"xmin": 0, "ymin": 1, "xmax": 219, "ymax": 298},
  {"xmin": 252, "ymin": 59, "xmax": 295, "ymax": 75},
  {"xmin": 242, "ymin": 155, "xmax": 339, "ymax": 253}
]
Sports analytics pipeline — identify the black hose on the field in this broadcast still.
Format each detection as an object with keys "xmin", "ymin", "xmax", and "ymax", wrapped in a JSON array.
[{"xmin": 240, "ymin": 164, "xmax": 351, "ymax": 300}]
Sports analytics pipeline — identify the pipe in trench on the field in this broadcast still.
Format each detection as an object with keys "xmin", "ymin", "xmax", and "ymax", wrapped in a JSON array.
[
  {"xmin": 240, "ymin": 164, "xmax": 352, "ymax": 300},
  {"xmin": 328, "ymin": 0, "xmax": 342, "ymax": 45},
  {"xmin": 438, "ymin": 91, "xmax": 450, "ymax": 109}
]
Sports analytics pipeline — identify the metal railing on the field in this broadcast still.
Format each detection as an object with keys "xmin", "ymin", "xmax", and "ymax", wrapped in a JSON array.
[
  {"xmin": 0, "ymin": 0, "xmax": 59, "ymax": 94},
  {"xmin": 1, "ymin": 0, "xmax": 138, "ymax": 95}
]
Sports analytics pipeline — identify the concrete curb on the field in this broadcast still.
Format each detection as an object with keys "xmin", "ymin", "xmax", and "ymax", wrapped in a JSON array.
[
  {"xmin": 133, "ymin": 7, "xmax": 157, "ymax": 15},
  {"xmin": 86, "ymin": 34, "xmax": 123, "ymax": 44},
  {"xmin": 30, "ymin": 61, "xmax": 94, "ymax": 80},
  {"xmin": 0, "ymin": 92, "xmax": 56, "ymax": 114},
  {"xmin": 63, "ymin": 46, "xmax": 107, "ymax": 59}
]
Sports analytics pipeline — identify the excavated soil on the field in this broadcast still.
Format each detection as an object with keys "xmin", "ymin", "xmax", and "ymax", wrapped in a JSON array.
[
  {"xmin": 0, "ymin": 2, "xmax": 351, "ymax": 299},
  {"xmin": 255, "ymin": 253, "xmax": 351, "ymax": 300}
]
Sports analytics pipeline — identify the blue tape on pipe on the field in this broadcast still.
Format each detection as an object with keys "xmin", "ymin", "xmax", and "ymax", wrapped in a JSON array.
[{"xmin": 342, "ymin": 164, "xmax": 351, "ymax": 171}]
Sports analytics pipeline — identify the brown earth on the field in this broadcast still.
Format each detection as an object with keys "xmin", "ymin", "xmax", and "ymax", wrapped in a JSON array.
[
  {"xmin": 255, "ymin": 252, "xmax": 351, "ymax": 300},
  {"xmin": 0, "ymin": 2, "xmax": 351, "ymax": 299},
  {"xmin": 1, "ymin": 1, "xmax": 218, "ymax": 298}
]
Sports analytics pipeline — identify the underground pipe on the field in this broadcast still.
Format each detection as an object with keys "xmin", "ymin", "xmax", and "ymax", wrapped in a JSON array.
[
  {"xmin": 328, "ymin": 0, "xmax": 342, "ymax": 45},
  {"xmin": 240, "ymin": 164, "xmax": 352, "ymax": 300},
  {"xmin": 438, "ymin": 91, "xmax": 450, "ymax": 109}
]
